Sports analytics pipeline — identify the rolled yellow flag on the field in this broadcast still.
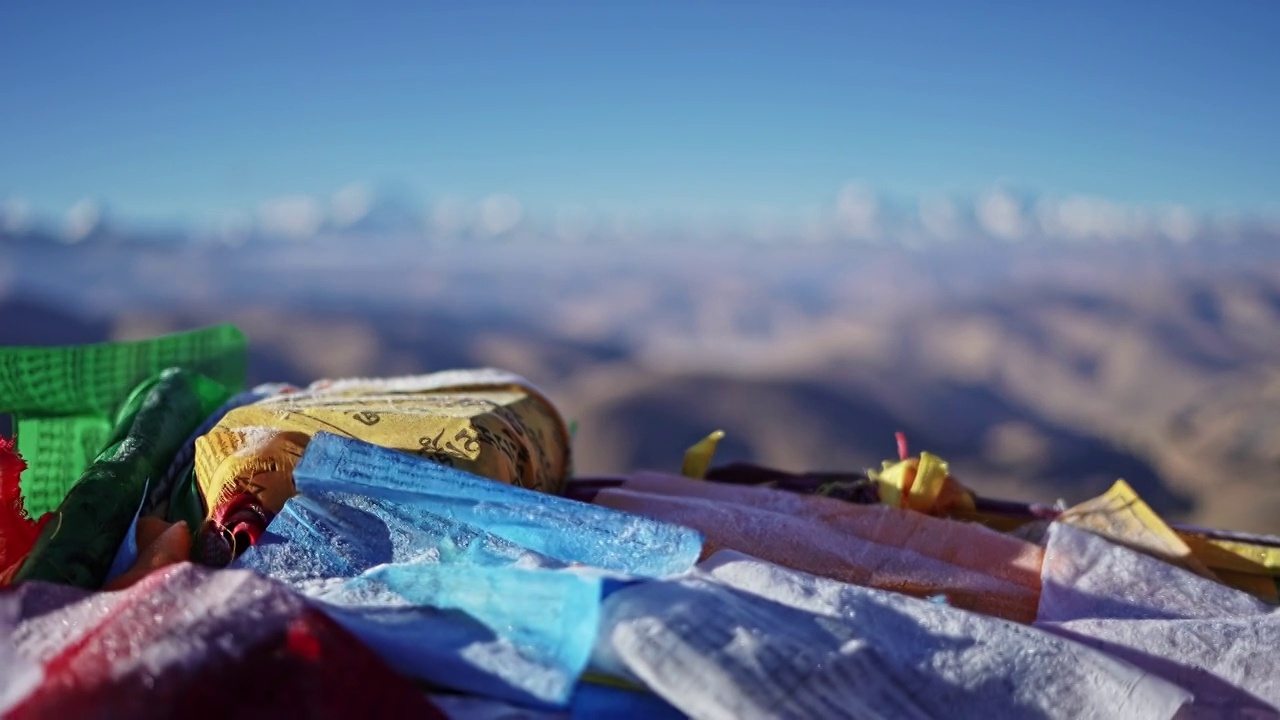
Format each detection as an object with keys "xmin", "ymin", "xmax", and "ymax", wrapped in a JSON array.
[
  {"xmin": 193, "ymin": 369, "xmax": 571, "ymax": 518},
  {"xmin": 870, "ymin": 452, "xmax": 976, "ymax": 516}
]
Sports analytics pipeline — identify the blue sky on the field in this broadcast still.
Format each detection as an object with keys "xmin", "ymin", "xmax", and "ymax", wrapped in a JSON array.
[{"xmin": 2, "ymin": 1, "xmax": 1278, "ymax": 229}]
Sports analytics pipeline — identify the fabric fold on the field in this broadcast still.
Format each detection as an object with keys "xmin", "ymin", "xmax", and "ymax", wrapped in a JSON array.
[
  {"xmin": 2, "ymin": 563, "xmax": 444, "ymax": 719},
  {"xmin": 1036, "ymin": 523, "xmax": 1280, "ymax": 715},
  {"xmin": 596, "ymin": 560, "xmax": 1189, "ymax": 720},
  {"xmin": 593, "ymin": 471, "xmax": 1042, "ymax": 621},
  {"xmin": 290, "ymin": 433, "xmax": 704, "ymax": 578}
]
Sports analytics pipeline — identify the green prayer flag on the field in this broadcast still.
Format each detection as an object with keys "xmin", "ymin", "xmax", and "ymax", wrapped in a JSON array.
[
  {"xmin": 0, "ymin": 324, "xmax": 247, "ymax": 515},
  {"xmin": 14, "ymin": 367, "xmax": 234, "ymax": 588}
]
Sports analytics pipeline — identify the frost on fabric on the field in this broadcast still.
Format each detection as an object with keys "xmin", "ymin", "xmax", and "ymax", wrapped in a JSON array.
[
  {"xmin": 1037, "ymin": 523, "xmax": 1280, "ymax": 715},
  {"xmin": 596, "ymin": 558, "xmax": 1190, "ymax": 720},
  {"xmin": 234, "ymin": 488, "xmax": 563, "ymax": 584},
  {"xmin": 291, "ymin": 433, "xmax": 704, "ymax": 577},
  {"xmin": 594, "ymin": 472, "xmax": 1043, "ymax": 622},
  {"xmin": 304, "ymin": 564, "xmax": 604, "ymax": 708},
  {"xmin": 0, "ymin": 563, "xmax": 443, "ymax": 719}
]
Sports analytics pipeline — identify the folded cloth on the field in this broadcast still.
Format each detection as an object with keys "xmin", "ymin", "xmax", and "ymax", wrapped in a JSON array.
[
  {"xmin": 232, "ymin": 460, "xmax": 614, "ymax": 707},
  {"xmin": 593, "ymin": 472, "xmax": 1042, "ymax": 622},
  {"xmin": 234, "ymin": 488, "xmax": 562, "ymax": 584},
  {"xmin": 306, "ymin": 563, "xmax": 604, "ymax": 708},
  {"xmin": 593, "ymin": 558, "xmax": 1189, "ymax": 720},
  {"xmin": 424, "ymin": 687, "xmax": 685, "ymax": 720},
  {"xmin": 568, "ymin": 682, "xmax": 686, "ymax": 720},
  {"xmin": 427, "ymin": 693, "xmax": 564, "ymax": 720},
  {"xmin": 1055, "ymin": 479, "xmax": 1218, "ymax": 580},
  {"xmin": 698, "ymin": 549, "xmax": 1192, "ymax": 719},
  {"xmin": 0, "ymin": 598, "xmax": 41, "ymax": 716},
  {"xmin": 157, "ymin": 383, "xmax": 296, "ymax": 528},
  {"xmin": 1, "ymin": 563, "xmax": 445, "ymax": 720},
  {"xmin": 233, "ymin": 488, "xmax": 587, "ymax": 707},
  {"xmin": 103, "ymin": 519, "xmax": 192, "ymax": 591},
  {"xmin": 15, "ymin": 368, "xmax": 233, "ymax": 589},
  {"xmin": 192, "ymin": 369, "xmax": 572, "ymax": 521},
  {"xmin": 289, "ymin": 433, "xmax": 703, "ymax": 578},
  {"xmin": 0, "ymin": 325, "xmax": 246, "ymax": 517},
  {"xmin": 1036, "ymin": 522, "xmax": 1280, "ymax": 715},
  {"xmin": 192, "ymin": 491, "xmax": 274, "ymax": 567}
]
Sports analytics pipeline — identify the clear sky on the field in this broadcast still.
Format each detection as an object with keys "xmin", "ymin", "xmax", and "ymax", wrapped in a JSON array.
[{"xmin": 2, "ymin": 1, "xmax": 1278, "ymax": 228}]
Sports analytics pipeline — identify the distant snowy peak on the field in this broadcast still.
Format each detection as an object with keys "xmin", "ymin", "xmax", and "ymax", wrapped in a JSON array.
[{"xmin": 4, "ymin": 187, "xmax": 1279, "ymax": 248}]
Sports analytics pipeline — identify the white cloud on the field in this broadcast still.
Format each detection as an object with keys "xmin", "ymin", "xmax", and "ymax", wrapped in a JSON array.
[
  {"xmin": 797, "ymin": 205, "xmax": 833, "ymax": 244},
  {"xmin": 603, "ymin": 209, "xmax": 651, "ymax": 244},
  {"xmin": 553, "ymin": 204, "xmax": 592, "ymax": 243},
  {"xmin": 1, "ymin": 197, "xmax": 32, "ymax": 234},
  {"xmin": 1261, "ymin": 205, "xmax": 1280, "ymax": 238},
  {"xmin": 329, "ymin": 183, "xmax": 373, "ymax": 228},
  {"xmin": 63, "ymin": 199, "xmax": 102, "ymax": 243},
  {"xmin": 975, "ymin": 189, "xmax": 1024, "ymax": 241},
  {"xmin": 213, "ymin": 210, "xmax": 253, "ymax": 245},
  {"xmin": 428, "ymin": 195, "xmax": 472, "ymax": 237},
  {"xmin": 476, "ymin": 194, "xmax": 523, "ymax": 238},
  {"xmin": 834, "ymin": 183, "xmax": 879, "ymax": 241},
  {"xmin": 1036, "ymin": 195, "xmax": 1148, "ymax": 242},
  {"xmin": 687, "ymin": 210, "xmax": 725, "ymax": 244},
  {"xmin": 1158, "ymin": 205, "xmax": 1199, "ymax": 244},
  {"xmin": 918, "ymin": 195, "xmax": 959, "ymax": 240},
  {"xmin": 258, "ymin": 195, "xmax": 323, "ymax": 239},
  {"xmin": 1209, "ymin": 212, "xmax": 1245, "ymax": 244},
  {"xmin": 742, "ymin": 205, "xmax": 790, "ymax": 243},
  {"xmin": 1035, "ymin": 198, "xmax": 1065, "ymax": 239}
]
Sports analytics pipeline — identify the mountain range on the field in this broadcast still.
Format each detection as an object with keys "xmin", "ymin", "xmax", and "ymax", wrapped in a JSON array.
[{"xmin": 2, "ymin": 231, "xmax": 1278, "ymax": 533}]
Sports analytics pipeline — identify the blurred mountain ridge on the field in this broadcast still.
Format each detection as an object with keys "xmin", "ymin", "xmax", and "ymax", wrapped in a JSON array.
[{"xmin": 2, "ymin": 233, "xmax": 1279, "ymax": 532}]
